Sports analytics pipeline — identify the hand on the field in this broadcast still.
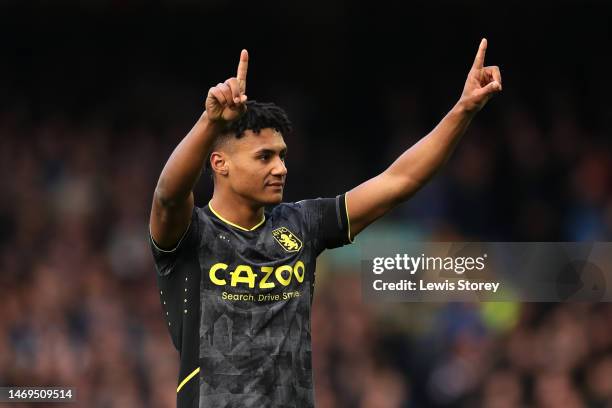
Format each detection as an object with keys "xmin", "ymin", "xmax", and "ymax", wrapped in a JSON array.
[
  {"xmin": 205, "ymin": 49, "xmax": 249, "ymax": 122},
  {"xmin": 458, "ymin": 38, "xmax": 502, "ymax": 113}
]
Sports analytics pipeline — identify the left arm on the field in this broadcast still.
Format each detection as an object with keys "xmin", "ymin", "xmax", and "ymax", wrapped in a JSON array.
[{"xmin": 346, "ymin": 38, "xmax": 502, "ymax": 238}]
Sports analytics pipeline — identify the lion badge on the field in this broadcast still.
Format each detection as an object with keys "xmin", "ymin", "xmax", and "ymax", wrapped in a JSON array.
[{"xmin": 272, "ymin": 227, "xmax": 303, "ymax": 252}]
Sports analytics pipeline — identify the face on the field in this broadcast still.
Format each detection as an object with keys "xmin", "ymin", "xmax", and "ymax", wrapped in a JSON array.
[{"xmin": 214, "ymin": 128, "xmax": 288, "ymax": 205}]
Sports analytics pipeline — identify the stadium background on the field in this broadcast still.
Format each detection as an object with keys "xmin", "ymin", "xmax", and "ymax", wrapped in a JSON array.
[{"xmin": 1, "ymin": 1, "xmax": 611, "ymax": 407}]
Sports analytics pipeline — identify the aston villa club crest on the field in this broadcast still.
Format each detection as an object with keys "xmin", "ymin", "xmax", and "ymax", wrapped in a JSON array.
[{"xmin": 272, "ymin": 227, "xmax": 303, "ymax": 252}]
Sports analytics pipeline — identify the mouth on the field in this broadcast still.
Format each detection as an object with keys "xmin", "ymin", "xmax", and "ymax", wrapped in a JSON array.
[{"xmin": 266, "ymin": 181, "xmax": 285, "ymax": 188}]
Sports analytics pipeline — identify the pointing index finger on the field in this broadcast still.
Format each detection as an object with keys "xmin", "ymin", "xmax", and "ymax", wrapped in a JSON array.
[
  {"xmin": 236, "ymin": 49, "xmax": 249, "ymax": 94},
  {"xmin": 472, "ymin": 38, "xmax": 487, "ymax": 70}
]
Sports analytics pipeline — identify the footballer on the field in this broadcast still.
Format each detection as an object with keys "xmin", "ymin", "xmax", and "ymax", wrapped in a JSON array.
[{"xmin": 149, "ymin": 40, "xmax": 501, "ymax": 407}]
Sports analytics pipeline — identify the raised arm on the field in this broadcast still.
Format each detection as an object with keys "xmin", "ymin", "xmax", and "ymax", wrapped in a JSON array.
[
  {"xmin": 149, "ymin": 50, "xmax": 250, "ymax": 249},
  {"xmin": 346, "ymin": 39, "xmax": 502, "ymax": 239}
]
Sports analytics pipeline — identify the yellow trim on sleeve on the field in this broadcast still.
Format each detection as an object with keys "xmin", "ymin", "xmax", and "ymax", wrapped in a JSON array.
[
  {"xmin": 344, "ymin": 194, "xmax": 354, "ymax": 243},
  {"xmin": 208, "ymin": 201, "xmax": 266, "ymax": 231},
  {"xmin": 177, "ymin": 367, "xmax": 200, "ymax": 393}
]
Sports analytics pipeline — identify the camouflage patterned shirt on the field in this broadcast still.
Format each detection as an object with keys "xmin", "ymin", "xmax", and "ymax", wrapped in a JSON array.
[{"xmin": 150, "ymin": 195, "xmax": 352, "ymax": 407}]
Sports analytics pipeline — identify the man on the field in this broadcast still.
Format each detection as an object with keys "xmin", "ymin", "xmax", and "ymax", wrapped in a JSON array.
[{"xmin": 149, "ymin": 40, "xmax": 501, "ymax": 407}]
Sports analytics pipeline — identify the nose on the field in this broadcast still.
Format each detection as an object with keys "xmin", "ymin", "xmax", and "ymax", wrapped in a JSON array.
[{"xmin": 271, "ymin": 156, "xmax": 287, "ymax": 177}]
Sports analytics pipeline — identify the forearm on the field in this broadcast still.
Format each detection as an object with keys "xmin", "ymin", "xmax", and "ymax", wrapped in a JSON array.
[
  {"xmin": 155, "ymin": 111, "xmax": 222, "ymax": 205},
  {"xmin": 385, "ymin": 101, "xmax": 476, "ymax": 201}
]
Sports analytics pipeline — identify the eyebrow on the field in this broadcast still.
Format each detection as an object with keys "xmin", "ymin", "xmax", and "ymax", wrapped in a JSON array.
[{"xmin": 254, "ymin": 147, "xmax": 288, "ymax": 156}]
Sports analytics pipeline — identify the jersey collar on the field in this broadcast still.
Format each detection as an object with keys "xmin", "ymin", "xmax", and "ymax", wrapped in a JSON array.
[{"xmin": 208, "ymin": 201, "xmax": 266, "ymax": 232}]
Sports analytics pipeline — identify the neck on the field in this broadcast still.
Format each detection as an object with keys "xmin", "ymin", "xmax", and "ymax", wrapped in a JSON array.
[{"xmin": 209, "ymin": 190, "xmax": 265, "ymax": 231}]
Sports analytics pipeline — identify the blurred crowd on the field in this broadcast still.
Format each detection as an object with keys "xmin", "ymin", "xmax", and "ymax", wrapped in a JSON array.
[{"xmin": 314, "ymin": 281, "xmax": 612, "ymax": 408}]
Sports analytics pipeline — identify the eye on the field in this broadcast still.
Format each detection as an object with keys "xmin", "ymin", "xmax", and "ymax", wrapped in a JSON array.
[{"xmin": 258, "ymin": 153, "xmax": 270, "ymax": 161}]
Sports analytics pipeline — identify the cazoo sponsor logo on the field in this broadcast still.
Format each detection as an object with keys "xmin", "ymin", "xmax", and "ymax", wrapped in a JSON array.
[{"xmin": 209, "ymin": 261, "xmax": 305, "ymax": 289}]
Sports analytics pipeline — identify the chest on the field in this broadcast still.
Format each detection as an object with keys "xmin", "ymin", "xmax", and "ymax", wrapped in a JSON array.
[{"xmin": 199, "ymin": 224, "xmax": 314, "ymax": 294}]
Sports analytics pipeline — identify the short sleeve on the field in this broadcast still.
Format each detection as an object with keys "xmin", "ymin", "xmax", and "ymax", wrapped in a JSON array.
[
  {"xmin": 299, "ymin": 193, "xmax": 353, "ymax": 253},
  {"xmin": 149, "ymin": 208, "xmax": 200, "ymax": 277}
]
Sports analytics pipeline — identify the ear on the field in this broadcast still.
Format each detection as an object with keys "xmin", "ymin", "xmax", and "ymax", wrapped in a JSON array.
[{"xmin": 210, "ymin": 151, "xmax": 229, "ymax": 176}]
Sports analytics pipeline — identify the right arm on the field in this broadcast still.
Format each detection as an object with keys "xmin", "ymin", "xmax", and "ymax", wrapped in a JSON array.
[
  {"xmin": 149, "ymin": 49, "xmax": 250, "ymax": 249},
  {"xmin": 149, "ymin": 113, "xmax": 222, "ymax": 249}
]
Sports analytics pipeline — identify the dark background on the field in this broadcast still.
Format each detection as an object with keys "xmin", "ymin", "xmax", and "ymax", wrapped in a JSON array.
[{"xmin": 1, "ymin": 1, "xmax": 611, "ymax": 407}]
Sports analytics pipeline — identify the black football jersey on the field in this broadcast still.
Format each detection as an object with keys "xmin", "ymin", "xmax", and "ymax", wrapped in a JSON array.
[{"xmin": 150, "ymin": 194, "xmax": 352, "ymax": 408}]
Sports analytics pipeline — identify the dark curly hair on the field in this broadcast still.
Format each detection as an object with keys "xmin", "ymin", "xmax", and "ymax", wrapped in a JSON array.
[{"xmin": 206, "ymin": 100, "xmax": 293, "ymax": 172}]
